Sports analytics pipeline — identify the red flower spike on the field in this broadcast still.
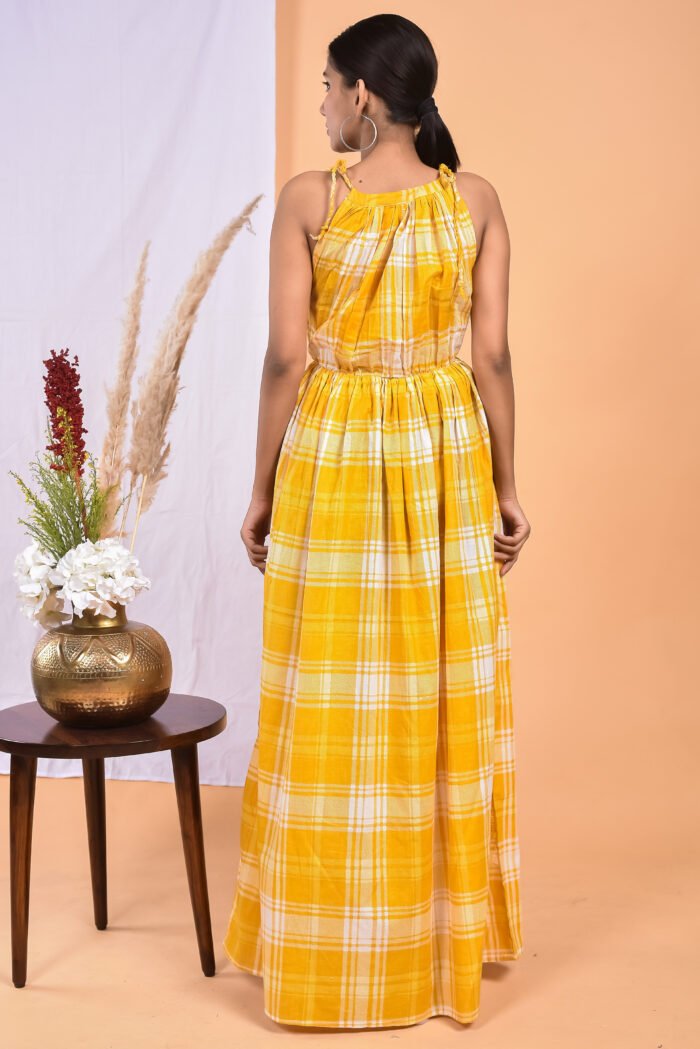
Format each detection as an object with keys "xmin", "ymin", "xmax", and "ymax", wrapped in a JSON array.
[{"xmin": 43, "ymin": 348, "xmax": 89, "ymax": 477}]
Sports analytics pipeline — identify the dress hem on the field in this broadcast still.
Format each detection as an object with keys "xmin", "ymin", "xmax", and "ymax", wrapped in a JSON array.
[{"xmin": 223, "ymin": 937, "xmax": 522, "ymax": 1029}]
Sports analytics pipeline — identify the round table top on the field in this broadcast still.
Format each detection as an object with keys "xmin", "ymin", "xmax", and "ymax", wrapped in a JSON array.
[{"xmin": 0, "ymin": 693, "xmax": 227, "ymax": 759}]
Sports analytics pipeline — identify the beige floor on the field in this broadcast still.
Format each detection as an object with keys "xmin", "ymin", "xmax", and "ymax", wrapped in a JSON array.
[{"xmin": 0, "ymin": 771, "xmax": 696, "ymax": 1048}]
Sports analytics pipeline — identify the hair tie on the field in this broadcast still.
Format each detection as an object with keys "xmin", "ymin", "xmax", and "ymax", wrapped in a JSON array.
[{"xmin": 416, "ymin": 96, "xmax": 438, "ymax": 119}]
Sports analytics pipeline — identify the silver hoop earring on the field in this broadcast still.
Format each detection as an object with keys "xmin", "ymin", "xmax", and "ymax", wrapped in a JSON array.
[{"xmin": 339, "ymin": 113, "xmax": 378, "ymax": 151}]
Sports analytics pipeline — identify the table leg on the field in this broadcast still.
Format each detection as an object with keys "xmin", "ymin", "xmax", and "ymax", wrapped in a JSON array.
[
  {"xmin": 171, "ymin": 743, "xmax": 215, "ymax": 976},
  {"xmin": 83, "ymin": 757, "xmax": 107, "ymax": 930},
  {"xmin": 10, "ymin": 754, "xmax": 37, "ymax": 988}
]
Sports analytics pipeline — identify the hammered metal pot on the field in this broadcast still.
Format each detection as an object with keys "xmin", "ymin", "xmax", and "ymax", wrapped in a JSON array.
[{"xmin": 30, "ymin": 602, "xmax": 172, "ymax": 728}]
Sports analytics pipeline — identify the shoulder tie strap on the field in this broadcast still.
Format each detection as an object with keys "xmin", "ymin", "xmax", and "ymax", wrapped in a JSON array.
[
  {"xmin": 438, "ymin": 163, "xmax": 467, "ymax": 298},
  {"xmin": 334, "ymin": 157, "xmax": 354, "ymax": 189},
  {"xmin": 309, "ymin": 159, "xmax": 353, "ymax": 242}
]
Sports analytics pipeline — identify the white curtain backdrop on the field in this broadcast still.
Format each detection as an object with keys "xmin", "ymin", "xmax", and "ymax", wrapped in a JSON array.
[{"xmin": 0, "ymin": 0, "xmax": 276, "ymax": 784}]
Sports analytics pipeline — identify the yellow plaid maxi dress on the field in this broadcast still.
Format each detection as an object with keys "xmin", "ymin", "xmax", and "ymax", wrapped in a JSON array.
[{"xmin": 224, "ymin": 157, "xmax": 523, "ymax": 1028}]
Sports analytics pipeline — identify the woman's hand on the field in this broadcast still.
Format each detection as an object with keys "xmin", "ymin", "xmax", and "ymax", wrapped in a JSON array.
[
  {"xmin": 494, "ymin": 496, "xmax": 531, "ymax": 577},
  {"xmin": 240, "ymin": 494, "xmax": 273, "ymax": 574}
]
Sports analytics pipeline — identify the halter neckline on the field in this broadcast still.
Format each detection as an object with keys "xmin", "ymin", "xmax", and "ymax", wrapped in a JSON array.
[
  {"xmin": 332, "ymin": 158, "xmax": 455, "ymax": 202},
  {"xmin": 311, "ymin": 158, "xmax": 467, "ymax": 299}
]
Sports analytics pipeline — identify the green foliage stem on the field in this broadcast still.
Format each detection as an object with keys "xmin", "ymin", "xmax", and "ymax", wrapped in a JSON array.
[{"xmin": 9, "ymin": 419, "xmax": 127, "ymax": 562}]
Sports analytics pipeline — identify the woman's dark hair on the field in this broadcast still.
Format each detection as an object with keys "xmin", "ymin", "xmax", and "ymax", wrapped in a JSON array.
[{"xmin": 327, "ymin": 13, "xmax": 460, "ymax": 171}]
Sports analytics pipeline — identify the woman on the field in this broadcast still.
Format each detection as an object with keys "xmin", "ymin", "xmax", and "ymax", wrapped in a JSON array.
[{"xmin": 224, "ymin": 13, "xmax": 531, "ymax": 1030}]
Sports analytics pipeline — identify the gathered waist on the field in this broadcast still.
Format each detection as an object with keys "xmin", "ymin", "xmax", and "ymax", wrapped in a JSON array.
[{"xmin": 307, "ymin": 356, "xmax": 472, "ymax": 380}]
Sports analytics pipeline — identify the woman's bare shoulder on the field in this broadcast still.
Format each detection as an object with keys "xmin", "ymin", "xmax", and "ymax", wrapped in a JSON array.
[
  {"xmin": 275, "ymin": 169, "xmax": 342, "ymax": 243},
  {"xmin": 454, "ymin": 170, "xmax": 508, "ymax": 249},
  {"xmin": 455, "ymin": 170, "xmax": 503, "ymax": 213},
  {"xmin": 276, "ymin": 168, "xmax": 337, "ymax": 207}
]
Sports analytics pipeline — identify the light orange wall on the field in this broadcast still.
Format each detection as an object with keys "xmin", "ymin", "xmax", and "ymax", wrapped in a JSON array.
[{"xmin": 276, "ymin": 1, "xmax": 700, "ymax": 894}]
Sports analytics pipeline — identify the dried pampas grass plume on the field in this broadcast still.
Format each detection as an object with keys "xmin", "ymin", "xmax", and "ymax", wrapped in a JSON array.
[
  {"xmin": 97, "ymin": 240, "xmax": 151, "ymax": 539},
  {"xmin": 122, "ymin": 194, "xmax": 263, "ymax": 551}
]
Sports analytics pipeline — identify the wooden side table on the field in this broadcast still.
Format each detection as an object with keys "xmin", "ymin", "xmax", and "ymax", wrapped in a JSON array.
[{"xmin": 0, "ymin": 692, "xmax": 227, "ymax": 987}]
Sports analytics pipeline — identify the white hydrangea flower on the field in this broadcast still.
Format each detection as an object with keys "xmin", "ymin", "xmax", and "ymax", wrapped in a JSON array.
[
  {"xmin": 48, "ymin": 538, "xmax": 151, "ymax": 618},
  {"xmin": 12, "ymin": 540, "xmax": 70, "ymax": 627},
  {"xmin": 36, "ymin": 588, "xmax": 73, "ymax": 629},
  {"xmin": 13, "ymin": 537, "xmax": 151, "ymax": 626}
]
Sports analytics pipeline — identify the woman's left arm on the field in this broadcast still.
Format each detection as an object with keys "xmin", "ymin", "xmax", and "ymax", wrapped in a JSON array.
[{"xmin": 241, "ymin": 175, "xmax": 314, "ymax": 574}]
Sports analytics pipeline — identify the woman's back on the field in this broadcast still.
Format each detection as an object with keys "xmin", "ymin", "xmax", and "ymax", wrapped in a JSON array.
[{"xmin": 309, "ymin": 158, "xmax": 477, "ymax": 374}]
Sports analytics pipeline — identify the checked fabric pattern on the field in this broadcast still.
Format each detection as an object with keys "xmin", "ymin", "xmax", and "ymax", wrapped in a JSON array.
[{"xmin": 223, "ymin": 158, "xmax": 523, "ymax": 1028}]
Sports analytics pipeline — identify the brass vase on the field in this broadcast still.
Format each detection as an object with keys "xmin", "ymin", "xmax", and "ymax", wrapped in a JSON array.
[{"xmin": 30, "ymin": 602, "xmax": 172, "ymax": 728}]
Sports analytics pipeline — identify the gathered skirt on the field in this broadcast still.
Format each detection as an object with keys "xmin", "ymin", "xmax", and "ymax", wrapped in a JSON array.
[{"xmin": 223, "ymin": 356, "xmax": 522, "ymax": 1028}]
